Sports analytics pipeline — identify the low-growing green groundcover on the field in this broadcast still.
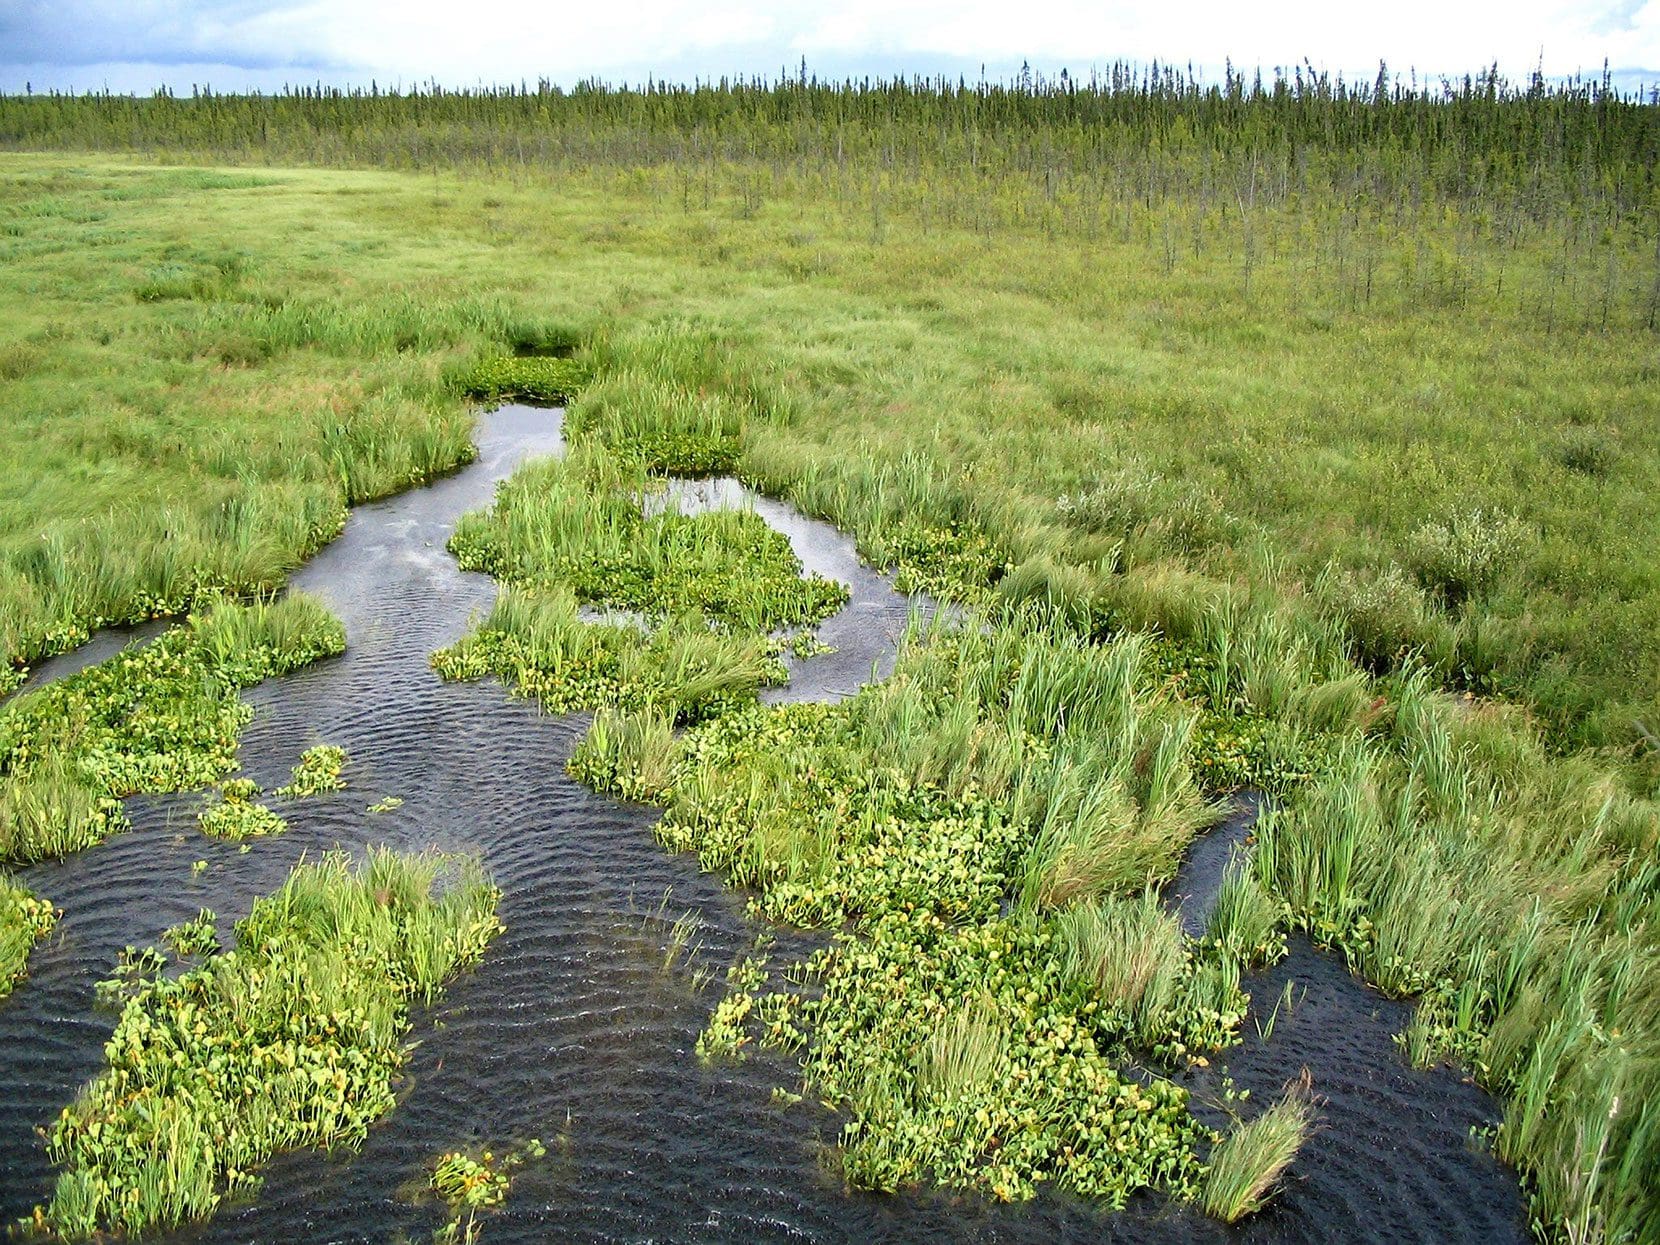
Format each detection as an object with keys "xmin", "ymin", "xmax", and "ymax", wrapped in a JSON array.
[
  {"xmin": 0, "ymin": 874, "xmax": 57, "ymax": 998},
  {"xmin": 458, "ymin": 354, "xmax": 590, "ymax": 406},
  {"xmin": 0, "ymin": 594, "xmax": 345, "ymax": 864},
  {"xmin": 433, "ymin": 587, "xmax": 786, "ymax": 724},
  {"xmin": 37, "ymin": 848, "xmax": 504, "ymax": 1239}
]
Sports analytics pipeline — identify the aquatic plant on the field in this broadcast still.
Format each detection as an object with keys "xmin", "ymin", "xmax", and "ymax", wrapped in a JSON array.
[
  {"xmin": 435, "ymin": 588, "xmax": 780, "ymax": 723},
  {"xmin": 161, "ymin": 908, "xmax": 219, "ymax": 957},
  {"xmin": 429, "ymin": 1138, "xmax": 546, "ymax": 1245},
  {"xmin": 459, "ymin": 353, "xmax": 589, "ymax": 405},
  {"xmin": 1203, "ymin": 853, "xmax": 1287, "ymax": 971},
  {"xmin": 42, "ymin": 848, "xmax": 504, "ymax": 1238},
  {"xmin": 0, "ymin": 595, "xmax": 345, "ymax": 863},
  {"xmin": 447, "ymin": 443, "xmax": 847, "ymax": 632},
  {"xmin": 579, "ymin": 621, "xmax": 1238, "ymax": 1205},
  {"xmin": 0, "ymin": 874, "xmax": 57, "ymax": 998},
  {"xmin": 1054, "ymin": 890, "xmax": 1246, "ymax": 1060},
  {"xmin": 1201, "ymin": 1072, "xmax": 1318, "ymax": 1222},
  {"xmin": 276, "ymin": 744, "xmax": 349, "ymax": 797},
  {"xmin": 197, "ymin": 777, "xmax": 288, "ymax": 840}
]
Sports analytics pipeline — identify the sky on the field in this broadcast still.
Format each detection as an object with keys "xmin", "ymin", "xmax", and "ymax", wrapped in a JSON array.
[{"xmin": 2, "ymin": 0, "xmax": 1656, "ymax": 96}]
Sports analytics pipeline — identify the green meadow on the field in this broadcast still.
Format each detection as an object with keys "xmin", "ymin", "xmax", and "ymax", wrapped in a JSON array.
[{"xmin": 1, "ymin": 71, "xmax": 1657, "ymax": 1241}]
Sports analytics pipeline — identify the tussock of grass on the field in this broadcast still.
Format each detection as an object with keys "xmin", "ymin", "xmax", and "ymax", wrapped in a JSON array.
[
  {"xmin": 1202, "ymin": 1072, "xmax": 1318, "ymax": 1223},
  {"xmin": 1203, "ymin": 854, "xmax": 1286, "ymax": 971},
  {"xmin": 1055, "ymin": 890, "xmax": 1245, "ymax": 1060},
  {"xmin": 570, "ymin": 708, "xmax": 679, "ymax": 801},
  {"xmin": 42, "ymin": 848, "xmax": 503, "ymax": 1239},
  {"xmin": 565, "ymin": 369, "xmax": 743, "ymax": 475},
  {"xmin": 0, "ymin": 594, "xmax": 344, "ymax": 862},
  {"xmin": 0, "ymin": 874, "xmax": 57, "ymax": 997}
]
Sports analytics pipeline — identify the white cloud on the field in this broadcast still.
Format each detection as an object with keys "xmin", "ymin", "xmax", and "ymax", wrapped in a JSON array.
[{"xmin": 3, "ymin": 0, "xmax": 1656, "ymax": 91}]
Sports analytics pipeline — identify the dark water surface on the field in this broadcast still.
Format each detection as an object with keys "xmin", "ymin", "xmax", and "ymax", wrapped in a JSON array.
[{"xmin": 0, "ymin": 406, "xmax": 1527, "ymax": 1243}]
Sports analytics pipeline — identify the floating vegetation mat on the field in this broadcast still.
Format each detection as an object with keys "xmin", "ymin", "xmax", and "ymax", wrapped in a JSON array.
[
  {"xmin": 276, "ymin": 744, "xmax": 350, "ymax": 797},
  {"xmin": 0, "ymin": 875, "xmax": 57, "ymax": 998},
  {"xmin": 36, "ymin": 848, "xmax": 503, "ymax": 1239},
  {"xmin": 0, "ymin": 594, "xmax": 345, "ymax": 864},
  {"xmin": 196, "ymin": 778, "xmax": 288, "ymax": 840},
  {"xmin": 569, "ymin": 621, "xmax": 1299, "ymax": 1208}
]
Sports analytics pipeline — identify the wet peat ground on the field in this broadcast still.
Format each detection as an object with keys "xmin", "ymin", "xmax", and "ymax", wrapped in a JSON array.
[{"xmin": 0, "ymin": 405, "xmax": 1528, "ymax": 1243}]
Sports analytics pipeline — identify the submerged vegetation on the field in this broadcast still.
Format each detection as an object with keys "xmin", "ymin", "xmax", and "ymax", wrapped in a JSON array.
[
  {"xmin": 40, "ymin": 848, "xmax": 503, "ymax": 1238},
  {"xmin": 0, "ymin": 594, "xmax": 344, "ymax": 863},
  {"xmin": 0, "ymin": 875, "xmax": 57, "ymax": 998}
]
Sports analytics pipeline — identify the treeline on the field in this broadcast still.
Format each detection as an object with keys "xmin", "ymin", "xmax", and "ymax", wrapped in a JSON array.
[{"xmin": 2, "ymin": 65, "xmax": 1656, "ymax": 207}]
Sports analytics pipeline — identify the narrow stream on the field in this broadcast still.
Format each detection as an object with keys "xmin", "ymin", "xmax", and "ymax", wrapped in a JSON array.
[{"xmin": 0, "ymin": 405, "xmax": 1526, "ymax": 1243}]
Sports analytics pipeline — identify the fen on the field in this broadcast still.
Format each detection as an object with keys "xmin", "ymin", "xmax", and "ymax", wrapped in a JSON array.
[{"xmin": 0, "ymin": 68, "xmax": 1657, "ymax": 1243}]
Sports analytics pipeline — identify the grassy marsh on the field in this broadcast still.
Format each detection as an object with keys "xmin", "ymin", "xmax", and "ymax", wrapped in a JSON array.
[
  {"xmin": 0, "ymin": 73, "xmax": 1656, "ymax": 1237},
  {"xmin": 39, "ymin": 848, "xmax": 503, "ymax": 1238},
  {"xmin": 0, "ymin": 594, "xmax": 344, "ymax": 863},
  {"xmin": 433, "ymin": 438, "xmax": 847, "ymax": 719},
  {"xmin": 571, "ymin": 620, "xmax": 1254, "ymax": 1206}
]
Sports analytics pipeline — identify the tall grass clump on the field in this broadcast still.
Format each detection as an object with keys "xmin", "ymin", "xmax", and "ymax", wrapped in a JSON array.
[
  {"xmin": 1202, "ymin": 853, "xmax": 1286, "ymax": 971},
  {"xmin": 1054, "ymin": 889, "xmax": 1245, "ymax": 1060},
  {"xmin": 565, "ymin": 369, "xmax": 744, "ymax": 476},
  {"xmin": 0, "ymin": 874, "xmax": 57, "ymax": 997},
  {"xmin": 0, "ymin": 594, "xmax": 344, "ymax": 863},
  {"xmin": 42, "ymin": 848, "xmax": 503, "ymax": 1238},
  {"xmin": 1202, "ymin": 1072, "xmax": 1318, "ymax": 1223},
  {"xmin": 1249, "ymin": 674, "xmax": 1660, "ymax": 1238}
]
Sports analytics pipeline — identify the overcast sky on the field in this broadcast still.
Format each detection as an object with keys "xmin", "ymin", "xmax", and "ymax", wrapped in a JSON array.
[{"xmin": 3, "ymin": 0, "xmax": 1656, "ymax": 96}]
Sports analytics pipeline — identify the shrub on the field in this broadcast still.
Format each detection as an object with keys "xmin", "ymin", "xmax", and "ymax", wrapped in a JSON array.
[
  {"xmin": 1555, "ymin": 427, "xmax": 1619, "ymax": 479},
  {"xmin": 1406, "ymin": 507, "xmax": 1530, "ymax": 605}
]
